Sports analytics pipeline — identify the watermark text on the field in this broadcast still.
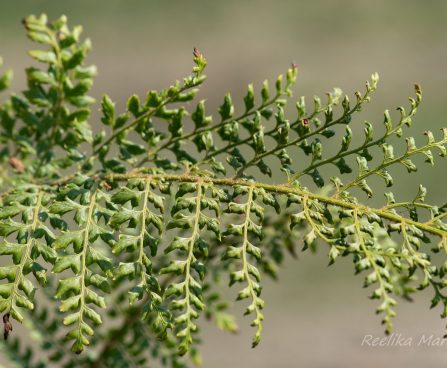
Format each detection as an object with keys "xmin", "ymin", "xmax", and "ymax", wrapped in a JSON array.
[{"xmin": 361, "ymin": 333, "xmax": 447, "ymax": 348}]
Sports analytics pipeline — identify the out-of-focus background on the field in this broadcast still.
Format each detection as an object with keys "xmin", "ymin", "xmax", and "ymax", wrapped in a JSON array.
[{"xmin": 1, "ymin": 1, "xmax": 446, "ymax": 367}]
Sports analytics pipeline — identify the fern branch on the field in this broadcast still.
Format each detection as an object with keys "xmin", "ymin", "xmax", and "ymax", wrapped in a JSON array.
[
  {"xmin": 161, "ymin": 182, "xmax": 208, "ymax": 355},
  {"xmin": 92, "ymin": 81, "xmax": 198, "ymax": 160},
  {"xmin": 152, "ymin": 92, "xmax": 283, "ymax": 162},
  {"xmin": 339, "ymin": 129, "xmax": 447, "ymax": 195},
  {"xmin": 107, "ymin": 172, "xmax": 446, "ymax": 238},
  {"xmin": 180, "ymin": 183, "xmax": 202, "ymax": 353},
  {"xmin": 235, "ymin": 91, "xmax": 375, "ymax": 178},
  {"xmin": 236, "ymin": 185, "xmax": 264, "ymax": 347},
  {"xmin": 2, "ymin": 192, "xmax": 43, "ymax": 322},
  {"xmin": 353, "ymin": 209, "xmax": 397, "ymax": 333},
  {"xmin": 75, "ymin": 191, "xmax": 95, "ymax": 351},
  {"xmin": 291, "ymin": 85, "xmax": 421, "ymax": 183}
]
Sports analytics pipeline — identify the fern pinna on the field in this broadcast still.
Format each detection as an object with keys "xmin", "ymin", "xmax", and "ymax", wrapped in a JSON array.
[{"xmin": 0, "ymin": 14, "xmax": 445, "ymax": 367}]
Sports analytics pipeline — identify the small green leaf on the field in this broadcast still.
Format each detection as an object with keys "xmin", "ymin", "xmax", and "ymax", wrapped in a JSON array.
[
  {"xmin": 50, "ymin": 201, "xmax": 78, "ymax": 215},
  {"xmin": 127, "ymin": 94, "xmax": 140, "ymax": 117},
  {"xmin": 28, "ymin": 50, "xmax": 57, "ymax": 63},
  {"xmin": 219, "ymin": 94, "xmax": 234, "ymax": 120},
  {"xmin": 53, "ymin": 255, "xmax": 81, "ymax": 273},
  {"xmin": 101, "ymin": 95, "xmax": 115, "ymax": 126},
  {"xmin": 244, "ymin": 84, "xmax": 255, "ymax": 112}
]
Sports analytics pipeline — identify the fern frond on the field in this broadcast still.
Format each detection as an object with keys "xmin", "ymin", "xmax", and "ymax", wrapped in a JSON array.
[
  {"xmin": 50, "ymin": 183, "xmax": 113, "ymax": 353},
  {"xmin": 0, "ymin": 13, "xmax": 446, "ymax": 368},
  {"xmin": 224, "ymin": 185, "xmax": 265, "ymax": 347}
]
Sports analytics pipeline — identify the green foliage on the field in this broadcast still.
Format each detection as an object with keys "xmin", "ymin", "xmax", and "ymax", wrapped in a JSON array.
[{"xmin": 0, "ymin": 14, "xmax": 446, "ymax": 367}]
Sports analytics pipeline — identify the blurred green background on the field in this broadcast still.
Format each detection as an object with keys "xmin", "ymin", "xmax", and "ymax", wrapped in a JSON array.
[{"xmin": 1, "ymin": 1, "xmax": 446, "ymax": 367}]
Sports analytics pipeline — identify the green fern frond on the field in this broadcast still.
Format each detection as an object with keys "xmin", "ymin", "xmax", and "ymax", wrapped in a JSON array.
[{"xmin": 0, "ymin": 13, "xmax": 445, "ymax": 367}]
